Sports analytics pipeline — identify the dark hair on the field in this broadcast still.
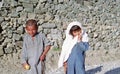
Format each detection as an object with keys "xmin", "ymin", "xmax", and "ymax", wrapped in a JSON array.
[
  {"xmin": 69, "ymin": 25, "xmax": 81, "ymax": 36},
  {"xmin": 25, "ymin": 19, "xmax": 38, "ymax": 28}
]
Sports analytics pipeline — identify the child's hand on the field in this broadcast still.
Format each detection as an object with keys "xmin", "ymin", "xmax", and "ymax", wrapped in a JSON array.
[
  {"xmin": 40, "ymin": 54, "xmax": 46, "ymax": 61},
  {"xmin": 63, "ymin": 62, "xmax": 67, "ymax": 68},
  {"xmin": 63, "ymin": 62, "xmax": 67, "ymax": 73},
  {"xmin": 22, "ymin": 63, "xmax": 30, "ymax": 70},
  {"xmin": 78, "ymin": 33, "xmax": 82, "ymax": 42}
]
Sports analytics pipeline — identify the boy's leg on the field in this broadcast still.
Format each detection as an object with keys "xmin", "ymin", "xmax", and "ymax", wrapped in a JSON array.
[
  {"xmin": 41, "ymin": 61, "xmax": 45, "ymax": 74},
  {"xmin": 26, "ymin": 65, "xmax": 37, "ymax": 74},
  {"xmin": 37, "ymin": 61, "xmax": 42, "ymax": 74},
  {"xmin": 28, "ymin": 58, "xmax": 38, "ymax": 74}
]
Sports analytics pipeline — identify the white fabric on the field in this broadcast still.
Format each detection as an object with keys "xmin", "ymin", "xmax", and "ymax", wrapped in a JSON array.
[{"xmin": 58, "ymin": 21, "xmax": 89, "ymax": 68}]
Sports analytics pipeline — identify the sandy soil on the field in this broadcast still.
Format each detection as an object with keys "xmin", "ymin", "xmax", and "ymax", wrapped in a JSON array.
[{"xmin": 0, "ymin": 49, "xmax": 120, "ymax": 74}]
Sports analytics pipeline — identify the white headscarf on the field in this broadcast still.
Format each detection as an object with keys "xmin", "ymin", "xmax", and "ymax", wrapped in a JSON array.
[{"xmin": 58, "ymin": 21, "xmax": 89, "ymax": 68}]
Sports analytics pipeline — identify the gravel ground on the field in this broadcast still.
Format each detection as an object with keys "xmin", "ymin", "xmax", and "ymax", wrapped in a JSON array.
[
  {"xmin": 0, "ymin": 50, "xmax": 120, "ymax": 74},
  {"xmin": 85, "ymin": 60, "xmax": 120, "ymax": 74},
  {"xmin": 52, "ymin": 60, "xmax": 120, "ymax": 74},
  {"xmin": 0, "ymin": 59, "xmax": 120, "ymax": 74}
]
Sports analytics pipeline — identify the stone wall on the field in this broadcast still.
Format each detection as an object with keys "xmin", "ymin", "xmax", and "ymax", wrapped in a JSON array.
[
  {"xmin": 0, "ymin": 0, "xmax": 120, "ymax": 55},
  {"xmin": 0, "ymin": 0, "xmax": 86, "ymax": 55},
  {"xmin": 0, "ymin": 0, "xmax": 120, "ymax": 73}
]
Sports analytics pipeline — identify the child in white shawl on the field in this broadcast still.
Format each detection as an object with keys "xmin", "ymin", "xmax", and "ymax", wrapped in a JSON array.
[{"xmin": 58, "ymin": 21, "xmax": 89, "ymax": 74}]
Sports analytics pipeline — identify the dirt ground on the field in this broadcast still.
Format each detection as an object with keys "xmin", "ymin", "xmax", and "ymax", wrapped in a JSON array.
[
  {"xmin": 0, "ymin": 49, "xmax": 120, "ymax": 74},
  {"xmin": 85, "ymin": 49, "xmax": 120, "ymax": 66}
]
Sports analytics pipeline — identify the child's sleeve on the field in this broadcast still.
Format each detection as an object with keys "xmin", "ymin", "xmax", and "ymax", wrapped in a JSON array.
[
  {"xmin": 42, "ymin": 34, "xmax": 51, "ymax": 47},
  {"xmin": 77, "ymin": 32, "xmax": 89, "ymax": 51},
  {"xmin": 21, "ymin": 37, "xmax": 27, "ymax": 64},
  {"xmin": 77, "ymin": 42, "xmax": 89, "ymax": 51}
]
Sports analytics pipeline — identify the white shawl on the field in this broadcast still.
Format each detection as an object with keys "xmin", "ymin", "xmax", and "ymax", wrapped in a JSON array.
[{"xmin": 58, "ymin": 21, "xmax": 89, "ymax": 68}]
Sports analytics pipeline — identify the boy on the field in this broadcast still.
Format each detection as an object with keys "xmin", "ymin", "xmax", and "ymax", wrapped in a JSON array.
[{"xmin": 21, "ymin": 19, "xmax": 51, "ymax": 74}]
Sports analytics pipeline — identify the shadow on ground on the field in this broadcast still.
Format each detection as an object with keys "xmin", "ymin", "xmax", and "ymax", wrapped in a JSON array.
[
  {"xmin": 86, "ymin": 66, "xmax": 103, "ymax": 74},
  {"xmin": 105, "ymin": 67, "xmax": 120, "ymax": 74}
]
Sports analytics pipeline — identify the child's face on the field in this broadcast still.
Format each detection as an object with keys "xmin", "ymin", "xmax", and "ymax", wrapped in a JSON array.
[
  {"xmin": 26, "ymin": 25, "xmax": 38, "ymax": 37},
  {"xmin": 72, "ymin": 30, "xmax": 81, "ymax": 37}
]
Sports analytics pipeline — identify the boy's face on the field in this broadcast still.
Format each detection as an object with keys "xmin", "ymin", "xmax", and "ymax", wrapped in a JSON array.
[
  {"xmin": 26, "ymin": 25, "xmax": 38, "ymax": 37},
  {"xmin": 72, "ymin": 30, "xmax": 81, "ymax": 37}
]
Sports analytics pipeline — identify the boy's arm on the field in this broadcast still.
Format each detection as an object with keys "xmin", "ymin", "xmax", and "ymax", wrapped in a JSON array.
[
  {"xmin": 40, "ymin": 33, "xmax": 52, "ymax": 61},
  {"xmin": 21, "ymin": 37, "xmax": 27, "ymax": 64},
  {"xmin": 40, "ymin": 45, "xmax": 51, "ymax": 61},
  {"xmin": 21, "ymin": 44, "xmax": 27, "ymax": 64},
  {"xmin": 21, "ymin": 36, "xmax": 30, "ymax": 69}
]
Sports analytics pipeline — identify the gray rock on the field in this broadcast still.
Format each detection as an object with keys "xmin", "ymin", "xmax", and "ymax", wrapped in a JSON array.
[
  {"xmin": 116, "ymin": 0, "xmax": 120, "ymax": 3},
  {"xmin": 9, "ymin": 12, "xmax": 19, "ymax": 18},
  {"xmin": 42, "ymin": 23, "xmax": 57, "ymax": 29},
  {"xmin": 0, "ymin": 17, "xmax": 4, "ymax": 23},
  {"xmin": 38, "ymin": 18, "xmax": 45, "ymax": 24},
  {"xmin": 34, "ymin": 8, "xmax": 47, "ymax": 14},
  {"xmin": 43, "ymin": 29, "xmax": 50, "ymax": 34},
  {"xmin": 23, "ymin": 3, "xmax": 33, "ymax": 12},
  {"xmin": 11, "ymin": 0, "xmax": 18, "ymax": 7},
  {"xmin": 0, "ymin": 9, "xmax": 7, "ymax": 17},
  {"xmin": 19, "ymin": 0, "xmax": 31, "ymax": 3},
  {"xmin": 16, "ymin": 6, "xmax": 23, "ymax": 12},
  {"xmin": 27, "ymin": 13, "xmax": 36, "ymax": 19},
  {"xmin": 17, "ymin": 25, "xmax": 24, "ymax": 34},
  {"xmin": 93, "ymin": 32, "xmax": 99, "ymax": 38},
  {"xmin": 0, "ymin": 1, "xmax": 3, "ymax": 8},
  {"xmin": 39, "ymin": 0, "xmax": 47, "ymax": 3},
  {"xmin": 1, "ymin": 0, "xmax": 10, "ymax": 7},
  {"xmin": 58, "ymin": 0, "xmax": 64, "ymax": 3},
  {"xmin": 1, "ymin": 24, "xmax": 8, "ymax": 29},
  {"xmin": 53, "ymin": 0, "xmax": 58, "ymax": 4},
  {"xmin": 30, "ymin": 0, "xmax": 39, "ymax": 4},
  {"xmin": 19, "ymin": 12, "xmax": 27, "ymax": 21},
  {"xmin": 45, "ymin": 13, "xmax": 54, "ymax": 21},
  {"xmin": 15, "ymin": 41, "xmax": 23, "ymax": 49},
  {"xmin": 4, "ymin": 47, "xmax": 13, "ymax": 54},
  {"xmin": 13, "ymin": 34, "xmax": 21, "ymax": 41},
  {"xmin": 47, "ymin": 0, "xmax": 53, "ymax": 3},
  {"xmin": 0, "ymin": 46, "xmax": 4, "ymax": 56},
  {"xmin": 95, "ymin": 42, "xmax": 101, "ymax": 50},
  {"xmin": 38, "ymin": 26, "xmax": 43, "ymax": 32},
  {"xmin": 8, "ymin": 34, "xmax": 12, "ymax": 38},
  {"xmin": 54, "ymin": 15, "xmax": 60, "ymax": 22}
]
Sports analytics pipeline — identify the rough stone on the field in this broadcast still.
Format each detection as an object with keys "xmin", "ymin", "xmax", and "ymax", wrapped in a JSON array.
[
  {"xmin": 0, "ymin": 46, "xmax": 4, "ymax": 56},
  {"xmin": 11, "ymin": 0, "xmax": 18, "ymax": 7},
  {"xmin": 0, "ymin": 9, "xmax": 7, "ymax": 17},
  {"xmin": 10, "ymin": 12, "xmax": 19, "ymax": 18},
  {"xmin": 16, "ymin": 6, "xmax": 23, "ymax": 12},
  {"xmin": 39, "ymin": 0, "xmax": 47, "ymax": 3},
  {"xmin": 0, "ymin": 1, "xmax": 3, "ymax": 8},
  {"xmin": 4, "ymin": 47, "xmax": 13, "ymax": 54},
  {"xmin": 23, "ymin": 3, "xmax": 33, "ymax": 12},
  {"xmin": 0, "ymin": 17, "xmax": 4, "ymax": 23},
  {"xmin": 42, "ymin": 23, "xmax": 57, "ymax": 29},
  {"xmin": 45, "ymin": 13, "xmax": 54, "ymax": 21},
  {"xmin": 19, "ymin": 0, "xmax": 31, "ymax": 3},
  {"xmin": 58, "ymin": 0, "xmax": 64, "ymax": 3},
  {"xmin": 27, "ymin": 13, "xmax": 36, "ymax": 19},
  {"xmin": 17, "ymin": 25, "xmax": 24, "ymax": 34},
  {"xmin": 13, "ymin": 34, "xmax": 21, "ymax": 41}
]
